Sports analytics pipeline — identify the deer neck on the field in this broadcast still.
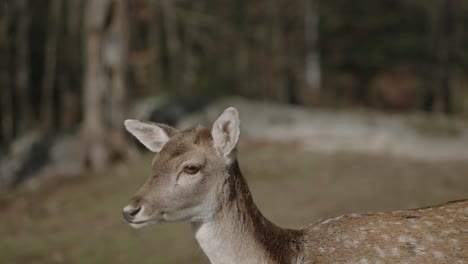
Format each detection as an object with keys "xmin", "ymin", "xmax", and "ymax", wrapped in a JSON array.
[{"xmin": 192, "ymin": 160, "xmax": 305, "ymax": 264}]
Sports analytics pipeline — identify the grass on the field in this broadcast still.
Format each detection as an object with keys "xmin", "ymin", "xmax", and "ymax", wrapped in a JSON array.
[{"xmin": 0, "ymin": 142, "xmax": 467, "ymax": 264}]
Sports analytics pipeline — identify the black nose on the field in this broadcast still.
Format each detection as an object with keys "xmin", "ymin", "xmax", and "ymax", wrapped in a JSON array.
[{"xmin": 122, "ymin": 206, "xmax": 141, "ymax": 222}]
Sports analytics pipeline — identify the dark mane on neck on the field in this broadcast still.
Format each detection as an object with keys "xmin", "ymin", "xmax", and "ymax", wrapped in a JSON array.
[{"xmin": 222, "ymin": 159, "xmax": 306, "ymax": 263}]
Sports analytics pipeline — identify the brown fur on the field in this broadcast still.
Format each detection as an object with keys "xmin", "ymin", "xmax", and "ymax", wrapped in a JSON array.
[
  {"xmin": 221, "ymin": 160, "xmax": 306, "ymax": 263},
  {"xmin": 303, "ymin": 200, "xmax": 468, "ymax": 263}
]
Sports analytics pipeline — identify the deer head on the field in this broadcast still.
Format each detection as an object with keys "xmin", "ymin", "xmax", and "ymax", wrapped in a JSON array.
[{"xmin": 122, "ymin": 107, "xmax": 240, "ymax": 228}]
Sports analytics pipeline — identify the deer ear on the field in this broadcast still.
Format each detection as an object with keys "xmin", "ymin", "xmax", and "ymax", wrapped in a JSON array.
[
  {"xmin": 212, "ymin": 107, "xmax": 240, "ymax": 162},
  {"xmin": 124, "ymin": 120, "xmax": 177, "ymax": 152}
]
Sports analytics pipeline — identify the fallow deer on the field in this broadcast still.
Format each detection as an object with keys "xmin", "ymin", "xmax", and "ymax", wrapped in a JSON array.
[{"xmin": 123, "ymin": 107, "xmax": 467, "ymax": 264}]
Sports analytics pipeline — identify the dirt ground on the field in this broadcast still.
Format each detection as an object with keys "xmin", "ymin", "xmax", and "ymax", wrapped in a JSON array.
[{"xmin": 0, "ymin": 142, "xmax": 467, "ymax": 264}]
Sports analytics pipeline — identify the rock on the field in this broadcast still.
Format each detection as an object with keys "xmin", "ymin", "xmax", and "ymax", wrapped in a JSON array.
[
  {"xmin": 0, "ymin": 131, "xmax": 43, "ymax": 191},
  {"xmin": 0, "ymin": 131, "xmax": 86, "ymax": 192}
]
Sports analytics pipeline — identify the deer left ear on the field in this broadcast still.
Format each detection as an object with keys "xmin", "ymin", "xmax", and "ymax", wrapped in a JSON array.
[
  {"xmin": 124, "ymin": 120, "xmax": 178, "ymax": 152},
  {"xmin": 212, "ymin": 107, "xmax": 240, "ymax": 163}
]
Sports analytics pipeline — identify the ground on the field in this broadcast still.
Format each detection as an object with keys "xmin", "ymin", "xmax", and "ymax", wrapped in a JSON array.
[{"xmin": 0, "ymin": 142, "xmax": 467, "ymax": 264}]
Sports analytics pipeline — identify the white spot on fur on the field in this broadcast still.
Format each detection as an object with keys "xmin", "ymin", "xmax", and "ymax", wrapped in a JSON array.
[
  {"xmin": 424, "ymin": 221, "xmax": 433, "ymax": 227},
  {"xmin": 344, "ymin": 240, "xmax": 352, "ymax": 248},
  {"xmin": 392, "ymin": 248, "xmax": 400, "ymax": 256},
  {"xmin": 435, "ymin": 215, "xmax": 445, "ymax": 220},
  {"xmin": 352, "ymin": 239, "xmax": 361, "ymax": 247},
  {"xmin": 433, "ymin": 251, "xmax": 444, "ymax": 259},
  {"xmin": 350, "ymin": 213, "xmax": 361, "ymax": 218},
  {"xmin": 441, "ymin": 229, "xmax": 457, "ymax": 235},
  {"xmin": 334, "ymin": 234, "xmax": 347, "ymax": 242},
  {"xmin": 426, "ymin": 234, "xmax": 435, "ymax": 242},
  {"xmin": 456, "ymin": 260, "xmax": 464, "ymax": 264},
  {"xmin": 375, "ymin": 246, "xmax": 386, "ymax": 257},
  {"xmin": 413, "ymin": 245, "xmax": 425, "ymax": 255},
  {"xmin": 319, "ymin": 247, "xmax": 325, "ymax": 253},
  {"xmin": 359, "ymin": 258, "xmax": 369, "ymax": 264},
  {"xmin": 381, "ymin": 234, "xmax": 390, "ymax": 241},
  {"xmin": 398, "ymin": 235, "xmax": 416, "ymax": 244}
]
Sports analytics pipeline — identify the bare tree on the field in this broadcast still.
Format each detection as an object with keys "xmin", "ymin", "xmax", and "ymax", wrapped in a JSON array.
[
  {"xmin": 105, "ymin": 0, "xmax": 133, "ymax": 160},
  {"xmin": 304, "ymin": 0, "xmax": 321, "ymax": 102},
  {"xmin": 59, "ymin": 0, "xmax": 84, "ymax": 129},
  {"xmin": 82, "ymin": 0, "xmax": 133, "ymax": 170},
  {"xmin": 41, "ymin": 0, "xmax": 62, "ymax": 130},
  {"xmin": 0, "ymin": 1, "xmax": 13, "ymax": 143},
  {"xmin": 160, "ymin": 0, "xmax": 182, "ymax": 93},
  {"xmin": 14, "ymin": 0, "xmax": 31, "ymax": 134},
  {"xmin": 270, "ymin": 0, "xmax": 286, "ymax": 101},
  {"xmin": 422, "ymin": 0, "xmax": 461, "ymax": 113}
]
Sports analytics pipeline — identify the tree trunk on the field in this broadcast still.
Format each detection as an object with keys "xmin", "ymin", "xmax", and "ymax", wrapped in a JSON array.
[
  {"xmin": 82, "ymin": 0, "xmax": 113, "ymax": 170},
  {"xmin": 82, "ymin": 0, "xmax": 133, "ymax": 170},
  {"xmin": 0, "ymin": 1, "xmax": 13, "ymax": 144},
  {"xmin": 304, "ymin": 0, "xmax": 321, "ymax": 103},
  {"xmin": 41, "ymin": 0, "xmax": 62, "ymax": 130},
  {"xmin": 422, "ymin": 1, "xmax": 438, "ymax": 112},
  {"xmin": 439, "ymin": 0, "xmax": 453, "ymax": 114},
  {"xmin": 59, "ymin": 0, "xmax": 84, "ymax": 129},
  {"xmin": 422, "ymin": 0, "xmax": 457, "ymax": 114},
  {"xmin": 441, "ymin": 0, "xmax": 464, "ymax": 114},
  {"xmin": 160, "ymin": 0, "xmax": 181, "ymax": 94},
  {"xmin": 104, "ymin": 0, "xmax": 134, "ymax": 160},
  {"xmin": 15, "ymin": 0, "xmax": 31, "ymax": 134},
  {"xmin": 451, "ymin": 0, "xmax": 465, "ymax": 114},
  {"xmin": 181, "ymin": 16, "xmax": 197, "ymax": 95},
  {"xmin": 270, "ymin": 0, "xmax": 286, "ymax": 102}
]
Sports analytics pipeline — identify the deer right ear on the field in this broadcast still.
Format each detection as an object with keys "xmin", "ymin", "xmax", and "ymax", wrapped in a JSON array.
[
  {"xmin": 212, "ymin": 107, "xmax": 240, "ymax": 163},
  {"xmin": 124, "ymin": 120, "xmax": 177, "ymax": 152}
]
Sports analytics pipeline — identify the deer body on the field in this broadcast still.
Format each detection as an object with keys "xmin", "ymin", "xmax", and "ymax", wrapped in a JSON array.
[{"xmin": 123, "ymin": 107, "xmax": 467, "ymax": 264}]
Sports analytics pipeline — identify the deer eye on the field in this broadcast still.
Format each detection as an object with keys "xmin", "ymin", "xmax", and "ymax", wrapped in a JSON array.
[{"xmin": 183, "ymin": 165, "xmax": 200, "ymax": 175}]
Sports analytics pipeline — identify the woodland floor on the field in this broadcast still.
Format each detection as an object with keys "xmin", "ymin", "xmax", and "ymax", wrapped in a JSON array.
[{"xmin": 0, "ymin": 141, "xmax": 467, "ymax": 264}]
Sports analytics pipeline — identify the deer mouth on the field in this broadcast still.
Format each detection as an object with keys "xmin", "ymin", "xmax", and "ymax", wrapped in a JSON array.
[
  {"xmin": 128, "ymin": 219, "xmax": 159, "ymax": 229},
  {"xmin": 129, "ymin": 220, "xmax": 149, "ymax": 224}
]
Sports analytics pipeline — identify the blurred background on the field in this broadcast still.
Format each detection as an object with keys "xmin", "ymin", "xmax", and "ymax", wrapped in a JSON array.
[{"xmin": 0, "ymin": 0, "xmax": 468, "ymax": 263}]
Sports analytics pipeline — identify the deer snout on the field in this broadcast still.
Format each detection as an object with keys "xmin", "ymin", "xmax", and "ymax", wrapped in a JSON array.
[{"xmin": 122, "ymin": 205, "xmax": 142, "ymax": 222}]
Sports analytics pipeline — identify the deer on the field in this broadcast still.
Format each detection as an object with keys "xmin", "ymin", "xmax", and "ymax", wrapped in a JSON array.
[{"xmin": 122, "ymin": 107, "xmax": 467, "ymax": 264}]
